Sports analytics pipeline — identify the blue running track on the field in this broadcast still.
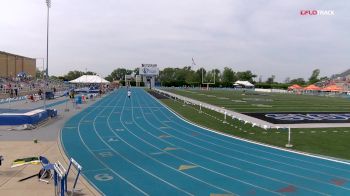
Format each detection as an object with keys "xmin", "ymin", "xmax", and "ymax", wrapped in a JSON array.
[{"xmin": 61, "ymin": 88, "xmax": 350, "ymax": 195}]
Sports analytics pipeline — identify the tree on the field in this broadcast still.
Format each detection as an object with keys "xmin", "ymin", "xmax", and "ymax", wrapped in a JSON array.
[
  {"xmin": 183, "ymin": 68, "xmax": 198, "ymax": 85},
  {"xmin": 105, "ymin": 75, "xmax": 113, "ymax": 82},
  {"xmin": 290, "ymin": 78, "xmax": 306, "ymax": 85},
  {"xmin": 133, "ymin": 68, "xmax": 139, "ymax": 75},
  {"xmin": 174, "ymin": 68, "xmax": 186, "ymax": 82},
  {"xmin": 319, "ymin": 76, "xmax": 329, "ymax": 81},
  {"xmin": 196, "ymin": 68, "xmax": 206, "ymax": 83},
  {"xmin": 158, "ymin": 67, "xmax": 198, "ymax": 86},
  {"xmin": 85, "ymin": 71, "xmax": 96, "ymax": 75},
  {"xmin": 222, "ymin": 67, "xmax": 235, "ymax": 84},
  {"xmin": 266, "ymin": 75, "xmax": 276, "ymax": 84},
  {"xmin": 213, "ymin": 69, "xmax": 221, "ymax": 82},
  {"xmin": 159, "ymin": 68, "xmax": 175, "ymax": 83},
  {"xmin": 59, "ymin": 70, "xmax": 97, "ymax": 81},
  {"xmin": 107, "ymin": 68, "xmax": 133, "ymax": 81},
  {"xmin": 203, "ymin": 70, "xmax": 216, "ymax": 83},
  {"xmin": 64, "ymin": 71, "xmax": 84, "ymax": 81},
  {"xmin": 236, "ymin": 70, "xmax": 257, "ymax": 83},
  {"xmin": 284, "ymin": 77, "xmax": 290, "ymax": 84},
  {"xmin": 308, "ymin": 69, "xmax": 320, "ymax": 84},
  {"xmin": 35, "ymin": 68, "xmax": 45, "ymax": 79},
  {"xmin": 49, "ymin": 75, "xmax": 61, "ymax": 81},
  {"xmin": 58, "ymin": 76, "xmax": 66, "ymax": 81}
]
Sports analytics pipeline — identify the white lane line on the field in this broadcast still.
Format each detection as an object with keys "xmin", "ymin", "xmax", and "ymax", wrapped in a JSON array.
[
  {"xmin": 115, "ymin": 90, "xmax": 237, "ymax": 194},
  {"xmin": 155, "ymin": 101, "xmax": 350, "ymax": 173},
  {"xmin": 147, "ymin": 91, "xmax": 350, "ymax": 188},
  {"xmin": 99, "ymin": 92, "xmax": 195, "ymax": 195},
  {"xmin": 151, "ymin": 105, "xmax": 350, "ymax": 190},
  {"xmin": 83, "ymin": 168, "xmax": 112, "ymax": 173},
  {"xmin": 138, "ymin": 92, "xmax": 332, "ymax": 195},
  {"xmin": 91, "ymin": 148, "xmax": 112, "ymax": 152},
  {"xmin": 154, "ymin": 90, "xmax": 350, "ymax": 170},
  {"xmin": 133, "ymin": 91, "xmax": 285, "ymax": 195},
  {"xmin": 76, "ymin": 92, "xmax": 149, "ymax": 196}
]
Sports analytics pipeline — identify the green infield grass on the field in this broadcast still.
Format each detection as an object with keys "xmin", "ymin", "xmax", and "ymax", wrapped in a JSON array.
[{"xmin": 164, "ymin": 88, "xmax": 350, "ymax": 112}]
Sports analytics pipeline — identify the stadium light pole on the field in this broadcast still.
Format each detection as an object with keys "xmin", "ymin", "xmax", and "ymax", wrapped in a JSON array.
[
  {"xmin": 46, "ymin": 0, "xmax": 50, "ymax": 78},
  {"xmin": 44, "ymin": 0, "xmax": 51, "ymax": 109}
]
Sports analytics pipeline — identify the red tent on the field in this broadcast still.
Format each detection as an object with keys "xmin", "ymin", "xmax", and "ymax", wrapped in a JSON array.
[
  {"xmin": 288, "ymin": 84, "xmax": 302, "ymax": 90},
  {"xmin": 303, "ymin": 84, "xmax": 321, "ymax": 91},
  {"xmin": 321, "ymin": 85, "xmax": 343, "ymax": 92}
]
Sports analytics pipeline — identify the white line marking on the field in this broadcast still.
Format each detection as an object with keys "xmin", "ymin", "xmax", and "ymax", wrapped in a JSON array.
[
  {"xmin": 76, "ymin": 92, "xmax": 149, "ymax": 195},
  {"xmin": 149, "ymin": 90, "xmax": 350, "ymax": 186}
]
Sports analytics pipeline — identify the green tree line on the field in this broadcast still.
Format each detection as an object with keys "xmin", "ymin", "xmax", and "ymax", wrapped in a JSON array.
[{"xmin": 51, "ymin": 67, "xmax": 326, "ymax": 89}]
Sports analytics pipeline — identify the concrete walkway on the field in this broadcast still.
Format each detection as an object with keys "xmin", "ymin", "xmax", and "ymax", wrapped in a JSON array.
[{"xmin": 0, "ymin": 93, "xmax": 105, "ymax": 195}]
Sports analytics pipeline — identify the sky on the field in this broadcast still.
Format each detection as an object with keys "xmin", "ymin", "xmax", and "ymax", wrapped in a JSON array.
[{"xmin": 1, "ymin": 0, "xmax": 349, "ymax": 81}]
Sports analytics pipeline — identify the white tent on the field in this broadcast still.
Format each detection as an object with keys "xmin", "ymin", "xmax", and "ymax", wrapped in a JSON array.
[
  {"xmin": 233, "ymin": 80, "xmax": 254, "ymax": 87},
  {"xmin": 69, "ymin": 75, "xmax": 110, "ymax": 84}
]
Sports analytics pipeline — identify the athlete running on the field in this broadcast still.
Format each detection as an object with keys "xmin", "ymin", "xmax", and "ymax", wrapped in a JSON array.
[{"xmin": 127, "ymin": 90, "xmax": 131, "ymax": 99}]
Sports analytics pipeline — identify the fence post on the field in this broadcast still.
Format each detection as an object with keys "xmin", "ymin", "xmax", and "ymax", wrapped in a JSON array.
[
  {"xmin": 285, "ymin": 127, "xmax": 293, "ymax": 148},
  {"xmin": 223, "ymin": 110, "xmax": 227, "ymax": 123}
]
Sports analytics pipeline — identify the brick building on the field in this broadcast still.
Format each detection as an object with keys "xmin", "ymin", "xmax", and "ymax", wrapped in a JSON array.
[{"xmin": 0, "ymin": 51, "xmax": 36, "ymax": 78}]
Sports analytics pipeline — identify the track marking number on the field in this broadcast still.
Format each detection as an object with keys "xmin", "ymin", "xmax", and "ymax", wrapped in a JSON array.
[
  {"xmin": 99, "ymin": 151, "xmax": 114, "ymax": 158},
  {"xmin": 94, "ymin": 173, "xmax": 114, "ymax": 181}
]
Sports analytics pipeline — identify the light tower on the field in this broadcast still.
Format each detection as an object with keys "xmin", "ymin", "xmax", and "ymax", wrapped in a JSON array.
[{"xmin": 44, "ymin": 0, "xmax": 51, "ymax": 109}]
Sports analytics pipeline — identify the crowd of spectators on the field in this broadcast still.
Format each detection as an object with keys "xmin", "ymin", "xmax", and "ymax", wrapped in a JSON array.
[{"xmin": 0, "ymin": 77, "xmax": 65, "ymax": 99}]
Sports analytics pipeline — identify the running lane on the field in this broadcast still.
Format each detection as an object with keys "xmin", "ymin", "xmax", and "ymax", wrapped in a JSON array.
[{"xmin": 61, "ymin": 88, "xmax": 350, "ymax": 195}]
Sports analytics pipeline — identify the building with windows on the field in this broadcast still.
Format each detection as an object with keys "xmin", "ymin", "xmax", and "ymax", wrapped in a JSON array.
[{"xmin": 0, "ymin": 51, "xmax": 36, "ymax": 78}]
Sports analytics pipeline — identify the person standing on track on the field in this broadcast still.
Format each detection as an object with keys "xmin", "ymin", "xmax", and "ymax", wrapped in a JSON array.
[{"xmin": 127, "ymin": 89, "xmax": 131, "ymax": 99}]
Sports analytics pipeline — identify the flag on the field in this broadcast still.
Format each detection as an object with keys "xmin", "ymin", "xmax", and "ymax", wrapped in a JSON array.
[{"xmin": 192, "ymin": 57, "xmax": 196, "ymax": 66}]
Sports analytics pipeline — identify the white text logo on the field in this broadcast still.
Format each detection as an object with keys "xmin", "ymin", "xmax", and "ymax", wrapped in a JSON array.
[{"xmin": 300, "ymin": 10, "xmax": 335, "ymax": 16}]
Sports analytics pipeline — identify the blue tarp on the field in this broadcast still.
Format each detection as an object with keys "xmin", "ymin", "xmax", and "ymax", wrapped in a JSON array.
[
  {"xmin": 75, "ymin": 96, "xmax": 82, "ymax": 104},
  {"xmin": 0, "ymin": 109, "xmax": 49, "ymax": 126},
  {"xmin": 45, "ymin": 91, "xmax": 55, "ymax": 99}
]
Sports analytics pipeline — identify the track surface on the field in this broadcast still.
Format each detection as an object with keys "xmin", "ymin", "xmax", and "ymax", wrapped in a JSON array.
[{"xmin": 61, "ymin": 88, "xmax": 350, "ymax": 195}]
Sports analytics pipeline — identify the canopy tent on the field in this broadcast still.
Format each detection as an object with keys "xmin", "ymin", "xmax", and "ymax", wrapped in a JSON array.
[
  {"xmin": 288, "ymin": 84, "xmax": 302, "ymax": 90},
  {"xmin": 303, "ymin": 84, "xmax": 321, "ymax": 91},
  {"xmin": 69, "ymin": 75, "xmax": 110, "ymax": 84},
  {"xmin": 233, "ymin": 81, "xmax": 254, "ymax": 87},
  {"xmin": 321, "ymin": 85, "xmax": 343, "ymax": 92}
]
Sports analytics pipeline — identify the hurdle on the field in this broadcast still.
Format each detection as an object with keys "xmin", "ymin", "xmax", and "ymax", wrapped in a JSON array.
[
  {"xmin": 65, "ymin": 158, "xmax": 82, "ymax": 195},
  {"xmin": 53, "ymin": 162, "xmax": 66, "ymax": 196},
  {"xmin": 53, "ymin": 158, "xmax": 82, "ymax": 196}
]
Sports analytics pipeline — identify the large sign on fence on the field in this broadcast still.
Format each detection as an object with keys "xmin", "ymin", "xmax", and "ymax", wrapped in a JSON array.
[
  {"xmin": 244, "ymin": 112, "xmax": 350, "ymax": 124},
  {"xmin": 139, "ymin": 64, "xmax": 159, "ymax": 76}
]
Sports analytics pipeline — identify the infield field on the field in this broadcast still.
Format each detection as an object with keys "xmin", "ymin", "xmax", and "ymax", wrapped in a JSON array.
[{"xmin": 163, "ymin": 88, "xmax": 350, "ymax": 113}]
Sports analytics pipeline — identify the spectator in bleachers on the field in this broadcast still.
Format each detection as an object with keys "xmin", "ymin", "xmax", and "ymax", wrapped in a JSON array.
[
  {"xmin": 38, "ymin": 89, "xmax": 43, "ymax": 99},
  {"xmin": 10, "ymin": 88, "xmax": 13, "ymax": 98},
  {"xmin": 0, "ymin": 76, "xmax": 65, "ymax": 99},
  {"xmin": 14, "ymin": 84, "xmax": 18, "ymax": 97}
]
